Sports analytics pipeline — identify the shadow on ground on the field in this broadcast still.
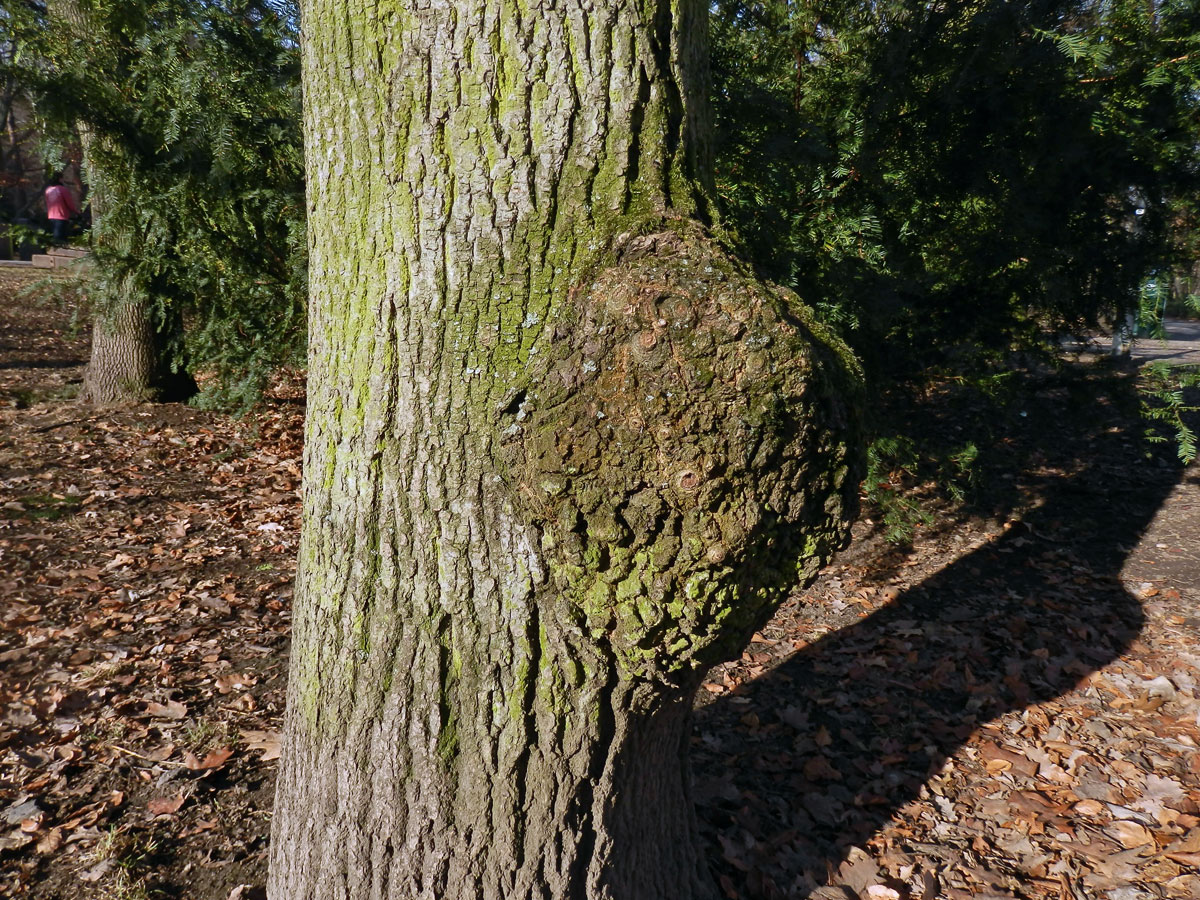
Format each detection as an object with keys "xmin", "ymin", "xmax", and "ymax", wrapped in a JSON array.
[
  {"xmin": 693, "ymin": 367, "xmax": 1185, "ymax": 897},
  {"xmin": 0, "ymin": 359, "xmax": 83, "ymax": 370}
]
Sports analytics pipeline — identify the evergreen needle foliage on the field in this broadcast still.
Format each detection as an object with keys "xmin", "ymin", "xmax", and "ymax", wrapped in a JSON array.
[
  {"xmin": 1141, "ymin": 362, "xmax": 1200, "ymax": 463},
  {"xmin": 712, "ymin": 0, "xmax": 1200, "ymax": 529},
  {"xmin": 6, "ymin": 0, "xmax": 305, "ymax": 410}
]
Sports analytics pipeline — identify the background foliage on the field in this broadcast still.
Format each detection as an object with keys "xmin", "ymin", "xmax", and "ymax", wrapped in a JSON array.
[
  {"xmin": 5, "ymin": 0, "xmax": 305, "ymax": 409},
  {"xmin": 711, "ymin": 0, "xmax": 1200, "ymax": 532}
]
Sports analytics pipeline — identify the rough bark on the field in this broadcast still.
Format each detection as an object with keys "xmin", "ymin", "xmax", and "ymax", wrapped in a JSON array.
[
  {"xmin": 270, "ymin": 2, "xmax": 862, "ymax": 899},
  {"xmin": 79, "ymin": 273, "xmax": 194, "ymax": 406}
]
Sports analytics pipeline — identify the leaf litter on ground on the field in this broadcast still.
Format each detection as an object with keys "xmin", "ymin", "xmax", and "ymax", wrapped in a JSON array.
[{"xmin": 2, "ymin": 269, "xmax": 1199, "ymax": 900}]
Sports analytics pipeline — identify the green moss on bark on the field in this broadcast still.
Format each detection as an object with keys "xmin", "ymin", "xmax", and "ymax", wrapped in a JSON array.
[{"xmin": 498, "ymin": 225, "xmax": 863, "ymax": 682}]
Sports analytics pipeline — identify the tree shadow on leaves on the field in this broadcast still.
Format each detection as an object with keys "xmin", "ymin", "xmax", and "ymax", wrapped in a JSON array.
[{"xmin": 693, "ymin": 368, "xmax": 1186, "ymax": 898}]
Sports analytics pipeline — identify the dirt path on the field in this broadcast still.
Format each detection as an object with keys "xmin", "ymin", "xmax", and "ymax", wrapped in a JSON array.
[
  {"xmin": 1133, "ymin": 319, "xmax": 1200, "ymax": 367},
  {"xmin": 2, "ymin": 268, "xmax": 1198, "ymax": 900},
  {"xmin": 1, "ymin": 272, "xmax": 299, "ymax": 900}
]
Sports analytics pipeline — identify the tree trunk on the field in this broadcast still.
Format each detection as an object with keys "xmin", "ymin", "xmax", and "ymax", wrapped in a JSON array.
[
  {"xmin": 79, "ymin": 273, "xmax": 193, "ymax": 405},
  {"xmin": 269, "ymin": 3, "xmax": 862, "ymax": 899},
  {"xmin": 75, "ymin": 181, "xmax": 194, "ymax": 404},
  {"xmin": 52, "ymin": 0, "xmax": 193, "ymax": 406}
]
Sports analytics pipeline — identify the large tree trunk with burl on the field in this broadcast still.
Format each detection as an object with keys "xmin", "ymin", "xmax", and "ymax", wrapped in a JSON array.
[{"xmin": 269, "ymin": 2, "xmax": 862, "ymax": 898}]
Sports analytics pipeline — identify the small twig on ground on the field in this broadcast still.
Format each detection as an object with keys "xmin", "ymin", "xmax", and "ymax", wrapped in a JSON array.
[
  {"xmin": 104, "ymin": 744, "xmax": 190, "ymax": 768},
  {"xmin": 33, "ymin": 417, "xmax": 98, "ymax": 434}
]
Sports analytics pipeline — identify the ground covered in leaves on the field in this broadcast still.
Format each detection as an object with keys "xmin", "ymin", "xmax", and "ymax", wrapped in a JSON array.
[
  {"xmin": 2, "ymin": 269, "xmax": 1198, "ymax": 900},
  {"xmin": 0, "ymin": 271, "xmax": 298, "ymax": 900}
]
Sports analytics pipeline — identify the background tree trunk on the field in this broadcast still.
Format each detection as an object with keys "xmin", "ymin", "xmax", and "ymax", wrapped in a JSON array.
[
  {"xmin": 79, "ymin": 273, "xmax": 191, "ymax": 405},
  {"xmin": 75, "ymin": 139, "xmax": 194, "ymax": 406},
  {"xmin": 51, "ymin": 0, "xmax": 193, "ymax": 406},
  {"xmin": 270, "ymin": 2, "xmax": 862, "ymax": 898}
]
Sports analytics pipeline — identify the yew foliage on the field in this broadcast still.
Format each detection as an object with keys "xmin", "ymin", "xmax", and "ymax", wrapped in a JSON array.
[{"xmin": 7, "ymin": 0, "xmax": 305, "ymax": 409}]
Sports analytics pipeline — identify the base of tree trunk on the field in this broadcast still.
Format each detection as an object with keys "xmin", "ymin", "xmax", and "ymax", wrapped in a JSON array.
[
  {"xmin": 79, "ymin": 298, "xmax": 196, "ymax": 406},
  {"xmin": 79, "ymin": 368, "xmax": 197, "ymax": 406}
]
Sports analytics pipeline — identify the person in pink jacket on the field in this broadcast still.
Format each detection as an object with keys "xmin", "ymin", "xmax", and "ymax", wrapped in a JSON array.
[{"xmin": 44, "ymin": 174, "xmax": 80, "ymax": 245}]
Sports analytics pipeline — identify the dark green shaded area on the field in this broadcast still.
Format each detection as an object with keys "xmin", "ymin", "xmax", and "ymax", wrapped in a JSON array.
[{"xmin": 711, "ymin": 0, "xmax": 1200, "ymax": 524}]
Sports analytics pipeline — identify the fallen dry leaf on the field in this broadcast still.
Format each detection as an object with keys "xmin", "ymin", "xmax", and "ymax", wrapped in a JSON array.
[
  {"xmin": 1166, "ymin": 826, "xmax": 1200, "ymax": 855},
  {"xmin": 1107, "ymin": 819, "xmax": 1155, "ymax": 849},
  {"xmin": 35, "ymin": 828, "xmax": 63, "ymax": 855},
  {"xmin": 185, "ymin": 747, "xmax": 234, "ymax": 771},
  {"xmin": 145, "ymin": 699, "xmax": 188, "ymax": 720},
  {"xmin": 146, "ymin": 742, "xmax": 176, "ymax": 762},
  {"xmin": 215, "ymin": 672, "xmax": 258, "ymax": 694},
  {"xmin": 241, "ymin": 729, "xmax": 282, "ymax": 761},
  {"xmin": 147, "ymin": 793, "xmax": 186, "ymax": 816},
  {"xmin": 18, "ymin": 816, "xmax": 42, "ymax": 834}
]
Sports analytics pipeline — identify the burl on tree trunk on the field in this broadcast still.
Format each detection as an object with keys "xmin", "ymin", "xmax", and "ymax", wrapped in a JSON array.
[{"xmin": 269, "ymin": 2, "xmax": 862, "ymax": 898}]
